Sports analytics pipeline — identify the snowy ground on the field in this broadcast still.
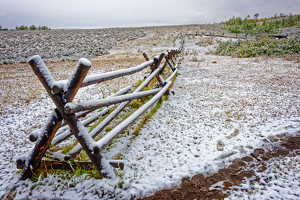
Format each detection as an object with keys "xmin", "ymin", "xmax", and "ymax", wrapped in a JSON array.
[
  {"xmin": 0, "ymin": 34, "xmax": 299, "ymax": 199},
  {"xmin": 226, "ymin": 154, "xmax": 300, "ymax": 200}
]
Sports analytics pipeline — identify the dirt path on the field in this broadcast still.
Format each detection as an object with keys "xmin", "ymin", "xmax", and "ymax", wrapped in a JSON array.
[{"xmin": 140, "ymin": 134, "xmax": 300, "ymax": 200}]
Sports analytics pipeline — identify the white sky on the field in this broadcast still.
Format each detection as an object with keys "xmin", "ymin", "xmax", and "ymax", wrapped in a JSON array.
[{"xmin": 0, "ymin": 0, "xmax": 299, "ymax": 29}]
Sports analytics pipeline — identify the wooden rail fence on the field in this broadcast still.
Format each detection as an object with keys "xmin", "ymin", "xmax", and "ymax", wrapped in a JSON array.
[
  {"xmin": 17, "ymin": 40, "xmax": 184, "ymax": 179},
  {"xmin": 187, "ymin": 31, "xmax": 288, "ymax": 39}
]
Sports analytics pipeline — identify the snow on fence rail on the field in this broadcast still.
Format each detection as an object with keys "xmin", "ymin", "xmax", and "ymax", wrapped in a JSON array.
[
  {"xmin": 186, "ymin": 31, "xmax": 249, "ymax": 39},
  {"xmin": 187, "ymin": 31, "xmax": 288, "ymax": 39},
  {"xmin": 16, "ymin": 41, "xmax": 184, "ymax": 180}
]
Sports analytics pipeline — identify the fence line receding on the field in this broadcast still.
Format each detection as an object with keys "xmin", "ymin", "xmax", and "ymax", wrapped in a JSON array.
[{"xmin": 16, "ymin": 39, "xmax": 185, "ymax": 179}]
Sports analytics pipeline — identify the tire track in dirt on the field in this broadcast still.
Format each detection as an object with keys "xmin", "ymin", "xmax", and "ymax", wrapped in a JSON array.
[{"xmin": 140, "ymin": 134, "xmax": 300, "ymax": 200}]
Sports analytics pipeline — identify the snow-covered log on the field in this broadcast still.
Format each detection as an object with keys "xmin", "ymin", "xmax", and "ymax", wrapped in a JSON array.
[
  {"xmin": 80, "ymin": 60, "xmax": 154, "ymax": 87},
  {"xmin": 19, "ymin": 44, "xmax": 183, "ymax": 179},
  {"xmin": 21, "ymin": 56, "xmax": 92, "ymax": 180},
  {"xmin": 51, "ymin": 108, "xmax": 108, "ymax": 145},
  {"xmin": 143, "ymin": 52, "xmax": 165, "ymax": 86},
  {"xmin": 94, "ymin": 81, "xmax": 172, "ymax": 151},
  {"xmin": 64, "ymin": 88, "xmax": 161, "ymax": 114},
  {"xmin": 51, "ymin": 85, "xmax": 132, "ymax": 145},
  {"xmin": 68, "ymin": 59, "xmax": 172, "ymax": 157}
]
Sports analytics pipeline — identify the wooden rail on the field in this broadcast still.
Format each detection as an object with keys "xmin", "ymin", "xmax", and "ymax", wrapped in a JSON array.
[
  {"xmin": 187, "ymin": 31, "xmax": 249, "ymax": 39},
  {"xmin": 17, "ymin": 41, "xmax": 184, "ymax": 179},
  {"xmin": 187, "ymin": 31, "xmax": 289, "ymax": 39}
]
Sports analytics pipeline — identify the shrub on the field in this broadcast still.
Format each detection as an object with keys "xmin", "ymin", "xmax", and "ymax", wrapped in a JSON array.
[
  {"xmin": 29, "ymin": 25, "xmax": 36, "ymax": 30},
  {"xmin": 16, "ymin": 25, "xmax": 50, "ymax": 31},
  {"xmin": 223, "ymin": 14, "xmax": 300, "ymax": 35},
  {"xmin": 215, "ymin": 37, "xmax": 300, "ymax": 58},
  {"xmin": 16, "ymin": 25, "xmax": 29, "ymax": 30},
  {"xmin": 38, "ymin": 26, "xmax": 51, "ymax": 30},
  {"xmin": 0, "ymin": 25, "xmax": 8, "ymax": 31}
]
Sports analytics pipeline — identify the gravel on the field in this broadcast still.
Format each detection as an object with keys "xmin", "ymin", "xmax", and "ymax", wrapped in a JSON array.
[{"xmin": 0, "ymin": 28, "xmax": 146, "ymax": 64}]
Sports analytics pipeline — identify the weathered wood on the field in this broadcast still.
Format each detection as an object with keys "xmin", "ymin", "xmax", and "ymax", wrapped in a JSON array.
[
  {"xmin": 64, "ymin": 88, "xmax": 161, "ymax": 114},
  {"xmin": 166, "ymin": 68, "xmax": 178, "ymax": 83},
  {"xmin": 81, "ymin": 60, "xmax": 154, "ymax": 87},
  {"xmin": 17, "ymin": 159, "xmax": 124, "ymax": 170},
  {"xmin": 45, "ymin": 60, "xmax": 115, "ymax": 178},
  {"xmin": 169, "ymin": 51, "xmax": 176, "ymax": 65},
  {"xmin": 51, "ymin": 108, "xmax": 109, "ymax": 145},
  {"xmin": 20, "ymin": 57, "xmax": 95, "ymax": 180},
  {"xmin": 28, "ymin": 55, "xmax": 57, "ymax": 103},
  {"xmin": 59, "ymin": 107, "xmax": 109, "ymax": 132},
  {"xmin": 20, "ymin": 56, "xmax": 63, "ymax": 180},
  {"xmin": 72, "ymin": 85, "xmax": 132, "ymax": 120},
  {"xmin": 56, "ymin": 113, "xmax": 113, "ymax": 177},
  {"xmin": 68, "ymin": 59, "xmax": 171, "ymax": 158},
  {"xmin": 52, "ymin": 85, "xmax": 132, "ymax": 145},
  {"xmin": 68, "ymin": 101, "xmax": 130, "ymax": 158},
  {"xmin": 20, "ymin": 46, "xmax": 182, "ymax": 180},
  {"xmin": 52, "ymin": 60, "xmax": 154, "ymax": 90},
  {"xmin": 20, "ymin": 109, "xmax": 62, "ymax": 180},
  {"xmin": 64, "ymin": 59, "xmax": 91, "ymax": 101},
  {"xmin": 143, "ymin": 52, "xmax": 165, "ymax": 86},
  {"xmin": 94, "ymin": 81, "xmax": 172, "ymax": 151},
  {"xmin": 166, "ymin": 56, "xmax": 175, "ymax": 71},
  {"xmin": 142, "ymin": 52, "xmax": 151, "ymax": 61},
  {"xmin": 268, "ymin": 34, "xmax": 287, "ymax": 39},
  {"xmin": 51, "ymin": 81, "xmax": 65, "ymax": 94},
  {"xmin": 155, "ymin": 52, "xmax": 165, "ymax": 67},
  {"xmin": 159, "ymin": 50, "xmax": 176, "ymax": 74}
]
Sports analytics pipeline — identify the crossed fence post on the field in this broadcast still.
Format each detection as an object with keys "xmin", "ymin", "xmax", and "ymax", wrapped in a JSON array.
[
  {"xmin": 17, "ymin": 42, "xmax": 184, "ymax": 180},
  {"xmin": 19, "ymin": 56, "xmax": 112, "ymax": 180},
  {"xmin": 143, "ymin": 52, "xmax": 166, "ymax": 87}
]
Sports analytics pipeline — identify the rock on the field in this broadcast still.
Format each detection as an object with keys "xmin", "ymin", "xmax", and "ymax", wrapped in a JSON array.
[{"xmin": 217, "ymin": 140, "xmax": 225, "ymax": 151}]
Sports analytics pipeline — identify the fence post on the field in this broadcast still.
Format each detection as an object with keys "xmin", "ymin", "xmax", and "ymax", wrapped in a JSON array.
[
  {"xmin": 143, "ymin": 52, "xmax": 165, "ymax": 86},
  {"xmin": 18, "ymin": 43, "xmax": 183, "ymax": 179},
  {"xmin": 19, "ymin": 56, "xmax": 63, "ymax": 180},
  {"xmin": 20, "ymin": 56, "xmax": 115, "ymax": 179},
  {"xmin": 166, "ymin": 51, "xmax": 176, "ymax": 71}
]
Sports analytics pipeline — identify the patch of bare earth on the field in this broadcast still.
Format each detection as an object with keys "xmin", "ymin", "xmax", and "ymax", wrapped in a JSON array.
[
  {"xmin": 0, "ymin": 52, "xmax": 154, "ymax": 115},
  {"xmin": 140, "ymin": 134, "xmax": 300, "ymax": 200}
]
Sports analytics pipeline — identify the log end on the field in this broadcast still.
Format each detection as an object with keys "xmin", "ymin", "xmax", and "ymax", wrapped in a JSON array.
[
  {"xmin": 16, "ymin": 156, "xmax": 26, "ymax": 169},
  {"xmin": 28, "ymin": 55, "xmax": 42, "ymax": 64},
  {"xmin": 29, "ymin": 129, "xmax": 41, "ymax": 142},
  {"xmin": 51, "ymin": 83, "xmax": 65, "ymax": 94},
  {"xmin": 64, "ymin": 102, "xmax": 76, "ymax": 114},
  {"xmin": 93, "ymin": 146, "xmax": 100, "ymax": 155},
  {"xmin": 78, "ymin": 58, "xmax": 91, "ymax": 67},
  {"xmin": 29, "ymin": 134, "xmax": 38, "ymax": 142}
]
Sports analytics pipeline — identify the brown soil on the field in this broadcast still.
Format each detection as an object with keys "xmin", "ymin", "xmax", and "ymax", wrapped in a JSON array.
[
  {"xmin": 139, "ymin": 134, "xmax": 300, "ymax": 200},
  {"xmin": 0, "ymin": 52, "xmax": 151, "ymax": 114}
]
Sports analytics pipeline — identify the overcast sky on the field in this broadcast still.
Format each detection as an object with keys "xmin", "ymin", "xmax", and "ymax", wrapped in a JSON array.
[{"xmin": 0, "ymin": 0, "xmax": 299, "ymax": 29}]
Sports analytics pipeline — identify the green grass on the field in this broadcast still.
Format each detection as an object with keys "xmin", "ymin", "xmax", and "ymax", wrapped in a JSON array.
[
  {"xmin": 62, "ymin": 142, "xmax": 78, "ymax": 154},
  {"xmin": 215, "ymin": 37, "xmax": 300, "ymax": 57},
  {"xmin": 89, "ymin": 106, "xmax": 117, "ymax": 132},
  {"xmin": 131, "ymin": 74, "xmax": 177, "ymax": 139},
  {"xmin": 112, "ymin": 153, "xmax": 123, "ymax": 160},
  {"xmin": 34, "ymin": 159, "xmax": 105, "ymax": 181},
  {"xmin": 132, "ymin": 96, "xmax": 165, "ymax": 138},
  {"xmin": 223, "ymin": 14, "xmax": 300, "ymax": 35},
  {"xmin": 190, "ymin": 57, "xmax": 198, "ymax": 62}
]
